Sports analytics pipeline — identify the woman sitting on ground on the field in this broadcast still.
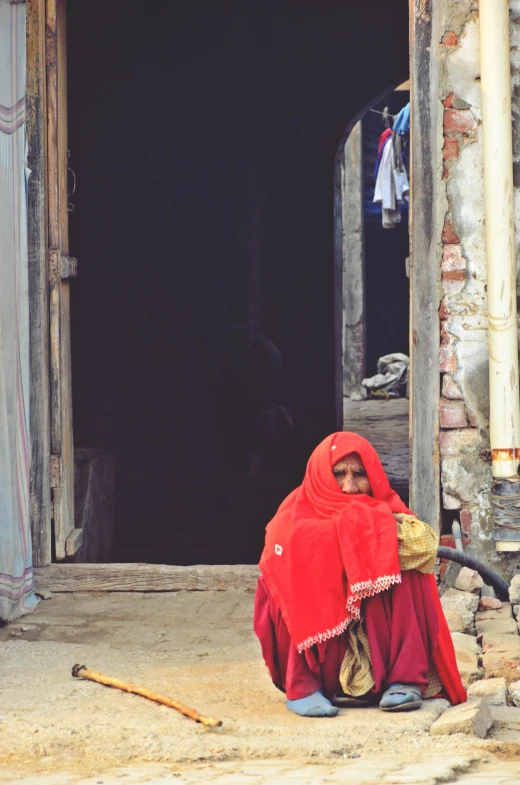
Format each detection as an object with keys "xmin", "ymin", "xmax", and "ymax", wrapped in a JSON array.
[{"xmin": 254, "ymin": 432, "xmax": 466, "ymax": 717}]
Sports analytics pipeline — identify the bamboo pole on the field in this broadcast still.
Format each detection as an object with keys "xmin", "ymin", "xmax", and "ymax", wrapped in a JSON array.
[{"xmin": 71, "ymin": 664, "xmax": 222, "ymax": 727}]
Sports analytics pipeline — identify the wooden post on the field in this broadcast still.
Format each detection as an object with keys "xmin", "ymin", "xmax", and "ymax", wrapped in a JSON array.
[
  {"xmin": 46, "ymin": 0, "xmax": 75, "ymax": 560},
  {"xmin": 27, "ymin": 0, "xmax": 51, "ymax": 566},
  {"xmin": 409, "ymin": 0, "xmax": 441, "ymax": 529}
]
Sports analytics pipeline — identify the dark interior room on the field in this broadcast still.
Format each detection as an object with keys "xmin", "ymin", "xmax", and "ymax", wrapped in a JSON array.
[{"xmin": 67, "ymin": 0, "xmax": 409, "ymax": 564}]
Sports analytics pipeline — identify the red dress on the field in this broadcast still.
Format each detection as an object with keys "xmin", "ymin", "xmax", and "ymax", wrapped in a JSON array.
[{"xmin": 255, "ymin": 432, "xmax": 466, "ymax": 705}]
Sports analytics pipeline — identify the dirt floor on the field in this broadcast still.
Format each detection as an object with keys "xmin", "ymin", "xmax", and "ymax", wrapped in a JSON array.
[{"xmin": 1, "ymin": 589, "xmax": 520, "ymax": 784}]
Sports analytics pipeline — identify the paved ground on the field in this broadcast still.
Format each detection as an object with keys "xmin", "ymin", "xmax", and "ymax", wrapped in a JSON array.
[
  {"xmin": 1, "ymin": 590, "xmax": 519, "ymax": 783},
  {"xmin": 343, "ymin": 398, "xmax": 409, "ymax": 502},
  {"xmin": 2, "ymin": 756, "xmax": 520, "ymax": 785}
]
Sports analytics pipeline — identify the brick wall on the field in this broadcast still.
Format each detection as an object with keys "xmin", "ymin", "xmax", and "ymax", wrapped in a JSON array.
[
  {"xmin": 431, "ymin": 1, "xmax": 520, "ymax": 579},
  {"xmin": 438, "ymin": 39, "xmax": 481, "ymax": 548}
]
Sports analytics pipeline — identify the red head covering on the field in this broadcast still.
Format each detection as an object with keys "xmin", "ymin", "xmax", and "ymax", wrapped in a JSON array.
[{"xmin": 259, "ymin": 432, "xmax": 413, "ymax": 652}]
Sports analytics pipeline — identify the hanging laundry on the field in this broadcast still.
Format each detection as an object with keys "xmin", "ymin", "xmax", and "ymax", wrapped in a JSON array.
[
  {"xmin": 373, "ymin": 137, "xmax": 409, "ymax": 229},
  {"xmin": 393, "ymin": 102, "xmax": 410, "ymax": 136},
  {"xmin": 374, "ymin": 127, "xmax": 393, "ymax": 180},
  {"xmin": 378, "ymin": 127, "xmax": 393, "ymax": 153},
  {"xmin": 392, "ymin": 103, "xmax": 410, "ymax": 173}
]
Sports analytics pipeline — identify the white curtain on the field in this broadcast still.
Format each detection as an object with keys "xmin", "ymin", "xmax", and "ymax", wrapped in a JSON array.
[{"xmin": 0, "ymin": 0, "xmax": 39, "ymax": 620}]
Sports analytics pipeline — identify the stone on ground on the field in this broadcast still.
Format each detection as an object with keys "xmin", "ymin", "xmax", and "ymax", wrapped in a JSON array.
[
  {"xmin": 475, "ymin": 607, "xmax": 517, "ymax": 637},
  {"xmin": 382, "ymin": 757, "xmax": 474, "ymax": 785},
  {"xmin": 513, "ymin": 604, "xmax": 519, "ymax": 619},
  {"xmin": 509, "ymin": 574, "xmax": 520, "ymax": 604},
  {"xmin": 466, "ymin": 677, "xmax": 507, "ymax": 706},
  {"xmin": 453, "ymin": 647, "xmax": 482, "ymax": 687},
  {"xmin": 429, "ymin": 698, "xmax": 493, "ymax": 738},
  {"xmin": 441, "ymin": 588, "xmax": 479, "ymax": 615},
  {"xmin": 444, "ymin": 609, "xmax": 470, "ymax": 633},
  {"xmin": 488, "ymin": 705, "xmax": 520, "ymax": 742},
  {"xmin": 476, "ymin": 616, "xmax": 518, "ymax": 636},
  {"xmin": 478, "ymin": 597, "xmax": 502, "ymax": 611},
  {"xmin": 481, "ymin": 633, "xmax": 520, "ymax": 672},
  {"xmin": 454, "ymin": 567, "xmax": 484, "ymax": 594},
  {"xmin": 508, "ymin": 679, "xmax": 520, "ymax": 707},
  {"xmin": 481, "ymin": 632, "xmax": 520, "ymax": 654},
  {"xmin": 451, "ymin": 631, "xmax": 480, "ymax": 654},
  {"xmin": 475, "ymin": 601, "xmax": 512, "ymax": 622}
]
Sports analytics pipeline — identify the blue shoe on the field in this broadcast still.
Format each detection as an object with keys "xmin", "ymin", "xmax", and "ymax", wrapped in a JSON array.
[
  {"xmin": 379, "ymin": 683, "xmax": 422, "ymax": 712},
  {"xmin": 286, "ymin": 690, "xmax": 339, "ymax": 717}
]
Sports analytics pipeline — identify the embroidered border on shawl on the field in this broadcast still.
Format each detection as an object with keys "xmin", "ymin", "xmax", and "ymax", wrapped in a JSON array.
[
  {"xmin": 349, "ymin": 573, "xmax": 402, "ymax": 599},
  {"xmin": 295, "ymin": 574, "xmax": 402, "ymax": 652},
  {"xmin": 296, "ymin": 616, "xmax": 351, "ymax": 653}
]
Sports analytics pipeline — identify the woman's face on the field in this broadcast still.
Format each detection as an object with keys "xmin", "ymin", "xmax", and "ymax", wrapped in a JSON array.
[{"xmin": 332, "ymin": 452, "xmax": 372, "ymax": 496}]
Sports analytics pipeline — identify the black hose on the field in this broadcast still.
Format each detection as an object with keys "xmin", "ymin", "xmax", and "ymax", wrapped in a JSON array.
[{"xmin": 437, "ymin": 546, "xmax": 510, "ymax": 601}]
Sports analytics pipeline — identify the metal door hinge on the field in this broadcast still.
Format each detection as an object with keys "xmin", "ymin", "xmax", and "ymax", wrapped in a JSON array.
[
  {"xmin": 61, "ymin": 255, "xmax": 78, "ymax": 279},
  {"xmin": 49, "ymin": 251, "xmax": 78, "ymax": 283}
]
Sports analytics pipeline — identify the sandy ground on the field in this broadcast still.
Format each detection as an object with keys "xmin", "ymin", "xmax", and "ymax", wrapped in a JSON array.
[{"xmin": 1, "ymin": 590, "xmax": 519, "ymax": 783}]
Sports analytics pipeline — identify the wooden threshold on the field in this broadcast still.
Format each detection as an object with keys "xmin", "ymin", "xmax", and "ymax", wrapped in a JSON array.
[{"xmin": 34, "ymin": 563, "xmax": 260, "ymax": 593}]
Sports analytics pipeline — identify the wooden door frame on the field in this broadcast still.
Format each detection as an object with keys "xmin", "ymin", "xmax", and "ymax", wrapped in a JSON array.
[
  {"xmin": 27, "ymin": 0, "xmax": 51, "ymax": 567},
  {"xmin": 27, "ymin": 0, "xmax": 441, "ymax": 581},
  {"xmin": 408, "ymin": 0, "xmax": 441, "ymax": 528}
]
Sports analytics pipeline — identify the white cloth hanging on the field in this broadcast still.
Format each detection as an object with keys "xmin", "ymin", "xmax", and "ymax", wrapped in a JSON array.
[
  {"xmin": 0, "ymin": 0, "xmax": 40, "ymax": 621},
  {"xmin": 374, "ymin": 139, "xmax": 409, "ymax": 229}
]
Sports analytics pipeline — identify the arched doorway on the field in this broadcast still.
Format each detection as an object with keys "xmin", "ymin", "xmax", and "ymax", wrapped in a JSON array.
[{"xmin": 336, "ymin": 86, "xmax": 411, "ymax": 502}]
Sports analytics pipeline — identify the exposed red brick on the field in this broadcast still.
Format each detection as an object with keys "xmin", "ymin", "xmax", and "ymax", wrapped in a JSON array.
[
  {"xmin": 443, "ymin": 108, "xmax": 477, "ymax": 135},
  {"xmin": 443, "ymin": 92, "xmax": 454, "ymax": 108},
  {"xmin": 439, "ymin": 298, "xmax": 452, "ymax": 321},
  {"xmin": 443, "ymin": 167, "xmax": 450, "ymax": 180},
  {"xmin": 440, "ymin": 343, "xmax": 457, "ymax": 373},
  {"xmin": 442, "ymin": 374, "xmax": 463, "ymax": 399},
  {"xmin": 442, "ymin": 270, "xmax": 465, "ymax": 281},
  {"xmin": 439, "ymin": 563, "xmax": 448, "ymax": 578},
  {"xmin": 440, "ymin": 428, "xmax": 479, "ymax": 455},
  {"xmin": 442, "ymin": 218, "xmax": 460, "ymax": 244},
  {"xmin": 442, "ymin": 269, "xmax": 465, "ymax": 295},
  {"xmin": 443, "ymin": 136, "xmax": 459, "ymax": 160},
  {"xmin": 467, "ymin": 411, "xmax": 478, "ymax": 428},
  {"xmin": 441, "ymin": 31, "xmax": 458, "ymax": 47},
  {"xmin": 442, "ymin": 244, "xmax": 466, "ymax": 272},
  {"xmin": 440, "ymin": 322, "xmax": 457, "ymax": 370},
  {"xmin": 440, "ymin": 398, "xmax": 468, "ymax": 429},
  {"xmin": 479, "ymin": 597, "xmax": 502, "ymax": 611},
  {"xmin": 460, "ymin": 508, "xmax": 473, "ymax": 535},
  {"xmin": 440, "ymin": 534, "xmax": 470, "ymax": 550},
  {"xmin": 440, "ymin": 321, "xmax": 451, "ymax": 346}
]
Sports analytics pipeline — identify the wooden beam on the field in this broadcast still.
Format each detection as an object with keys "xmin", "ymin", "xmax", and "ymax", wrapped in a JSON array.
[
  {"xmin": 409, "ymin": 0, "xmax": 441, "ymax": 529},
  {"xmin": 65, "ymin": 528, "xmax": 84, "ymax": 558},
  {"xmin": 34, "ymin": 564, "xmax": 261, "ymax": 592},
  {"xmin": 27, "ymin": 0, "xmax": 52, "ymax": 567},
  {"xmin": 46, "ymin": 0, "xmax": 75, "ymax": 559},
  {"xmin": 56, "ymin": 0, "xmax": 76, "ymax": 560}
]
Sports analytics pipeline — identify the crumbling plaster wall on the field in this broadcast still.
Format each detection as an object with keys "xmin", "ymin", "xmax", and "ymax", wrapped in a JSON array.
[{"xmin": 437, "ymin": 0, "xmax": 520, "ymax": 578}]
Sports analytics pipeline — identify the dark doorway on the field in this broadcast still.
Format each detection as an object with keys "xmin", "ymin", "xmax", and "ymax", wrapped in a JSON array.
[{"xmin": 67, "ymin": 0, "xmax": 409, "ymax": 564}]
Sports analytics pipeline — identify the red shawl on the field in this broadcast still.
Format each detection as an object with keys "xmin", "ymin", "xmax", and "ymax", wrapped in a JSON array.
[{"xmin": 259, "ymin": 432, "xmax": 466, "ymax": 705}]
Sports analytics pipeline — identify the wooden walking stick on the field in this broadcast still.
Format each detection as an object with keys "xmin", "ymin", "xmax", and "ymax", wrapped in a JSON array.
[{"xmin": 71, "ymin": 664, "xmax": 222, "ymax": 727}]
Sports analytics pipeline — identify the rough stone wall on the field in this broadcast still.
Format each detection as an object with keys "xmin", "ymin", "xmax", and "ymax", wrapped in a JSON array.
[{"xmin": 437, "ymin": 0, "xmax": 520, "ymax": 578}]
